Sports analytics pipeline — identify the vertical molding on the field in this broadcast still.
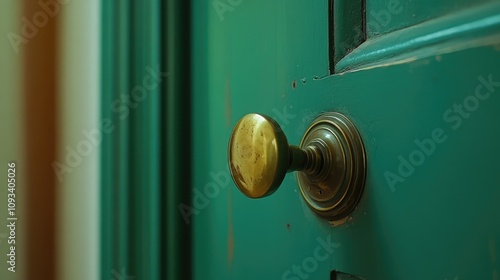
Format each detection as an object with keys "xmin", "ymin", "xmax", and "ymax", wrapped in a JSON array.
[
  {"xmin": 102, "ymin": 0, "xmax": 132, "ymax": 275},
  {"xmin": 129, "ymin": 0, "xmax": 161, "ymax": 279},
  {"xmin": 101, "ymin": 1, "xmax": 191, "ymax": 279},
  {"xmin": 115, "ymin": 0, "xmax": 131, "ymax": 274},
  {"xmin": 100, "ymin": 1, "xmax": 116, "ymax": 279},
  {"xmin": 22, "ymin": 0, "xmax": 59, "ymax": 279}
]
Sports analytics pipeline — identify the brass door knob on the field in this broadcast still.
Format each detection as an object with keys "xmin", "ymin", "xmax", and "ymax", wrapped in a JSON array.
[{"xmin": 228, "ymin": 112, "xmax": 366, "ymax": 225}]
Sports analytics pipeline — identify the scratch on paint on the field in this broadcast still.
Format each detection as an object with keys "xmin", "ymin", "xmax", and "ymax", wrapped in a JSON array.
[
  {"xmin": 491, "ymin": 239, "xmax": 497, "ymax": 263},
  {"xmin": 412, "ymin": 58, "xmax": 430, "ymax": 66},
  {"xmin": 228, "ymin": 186, "xmax": 234, "ymax": 268},
  {"xmin": 226, "ymin": 77, "xmax": 232, "ymax": 127},
  {"xmin": 490, "ymin": 238, "xmax": 498, "ymax": 280}
]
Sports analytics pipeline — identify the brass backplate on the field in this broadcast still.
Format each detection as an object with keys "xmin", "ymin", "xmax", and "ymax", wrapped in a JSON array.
[{"xmin": 296, "ymin": 112, "xmax": 366, "ymax": 226}]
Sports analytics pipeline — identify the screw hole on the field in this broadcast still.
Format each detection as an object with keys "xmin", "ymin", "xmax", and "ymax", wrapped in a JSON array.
[{"xmin": 318, "ymin": 189, "xmax": 323, "ymax": 195}]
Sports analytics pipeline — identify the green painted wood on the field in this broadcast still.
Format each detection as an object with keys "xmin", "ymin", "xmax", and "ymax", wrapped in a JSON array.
[
  {"xmin": 337, "ymin": 1, "xmax": 500, "ymax": 72},
  {"xmin": 101, "ymin": 0, "xmax": 164, "ymax": 279},
  {"xmin": 191, "ymin": 2, "xmax": 210, "ymax": 280},
  {"xmin": 192, "ymin": 1, "xmax": 334, "ymax": 279},
  {"xmin": 365, "ymin": 0, "xmax": 496, "ymax": 37},
  {"xmin": 100, "ymin": 0, "xmax": 116, "ymax": 279},
  {"xmin": 101, "ymin": 0, "xmax": 133, "ymax": 276},
  {"xmin": 115, "ymin": 0, "xmax": 131, "ymax": 274},
  {"xmin": 129, "ymin": 0, "xmax": 161, "ymax": 279},
  {"xmin": 326, "ymin": 45, "xmax": 500, "ymax": 280},
  {"xmin": 192, "ymin": 0, "xmax": 500, "ymax": 279}
]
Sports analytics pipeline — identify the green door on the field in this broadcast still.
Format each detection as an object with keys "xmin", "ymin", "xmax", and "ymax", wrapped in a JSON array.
[{"xmin": 192, "ymin": 0, "xmax": 500, "ymax": 279}]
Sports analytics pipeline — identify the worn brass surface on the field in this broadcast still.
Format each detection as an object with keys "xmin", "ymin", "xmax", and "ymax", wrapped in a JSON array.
[
  {"xmin": 228, "ymin": 112, "xmax": 366, "ymax": 224},
  {"xmin": 297, "ymin": 112, "xmax": 366, "ymax": 225},
  {"xmin": 228, "ymin": 114, "xmax": 289, "ymax": 198}
]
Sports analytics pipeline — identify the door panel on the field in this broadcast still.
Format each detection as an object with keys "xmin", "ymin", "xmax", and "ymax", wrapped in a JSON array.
[
  {"xmin": 193, "ymin": 1, "xmax": 500, "ymax": 279},
  {"xmin": 193, "ymin": 1, "xmax": 334, "ymax": 279}
]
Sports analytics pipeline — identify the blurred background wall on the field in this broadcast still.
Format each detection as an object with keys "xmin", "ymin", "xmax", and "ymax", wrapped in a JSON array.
[
  {"xmin": 57, "ymin": 0, "xmax": 100, "ymax": 279},
  {"xmin": 0, "ymin": 1, "xmax": 23, "ymax": 280},
  {"xmin": 0, "ymin": 1, "xmax": 100, "ymax": 279}
]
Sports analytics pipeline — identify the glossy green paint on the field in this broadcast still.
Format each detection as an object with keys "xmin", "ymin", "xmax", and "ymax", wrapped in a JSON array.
[
  {"xmin": 100, "ymin": 1, "xmax": 115, "ymax": 278},
  {"xmin": 129, "ymin": 0, "xmax": 161, "ymax": 279},
  {"xmin": 101, "ymin": 0, "xmax": 132, "ymax": 277},
  {"xmin": 115, "ymin": 0, "xmax": 131, "ymax": 275},
  {"xmin": 192, "ymin": 1, "xmax": 333, "ymax": 279},
  {"xmin": 338, "ymin": 2, "xmax": 500, "ymax": 72},
  {"xmin": 192, "ymin": 1, "xmax": 500, "ymax": 279},
  {"xmin": 365, "ymin": 0, "xmax": 496, "ymax": 36},
  {"xmin": 101, "ymin": 0, "xmax": 164, "ymax": 279}
]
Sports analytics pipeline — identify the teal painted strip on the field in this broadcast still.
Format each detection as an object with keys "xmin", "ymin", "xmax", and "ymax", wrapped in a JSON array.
[
  {"xmin": 115, "ymin": 0, "xmax": 131, "ymax": 274},
  {"xmin": 100, "ymin": 0, "xmax": 116, "ymax": 279},
  {"xmin": 129, "ymin": 0, "xmax": 161, "ymax": 278},
  {"xmin": 336, "ymin": 1, "xmax": 500, "ymax": 72},
  {"xmin": 147, "ymin": 0, "xmax": 161, "ymax": 278},
  {"xmin": 191, "ymin": 1, "xmax": 209, "ymax": 279},
  {"xmin": 365, "ymin": 0, "xmax": 495, "ymax": 37}
]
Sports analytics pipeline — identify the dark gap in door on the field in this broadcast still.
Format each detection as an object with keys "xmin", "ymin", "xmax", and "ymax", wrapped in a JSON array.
[
  {"xmin": 331, "ymin": 270, "xmax": 367, "ymax": 279},
  {"xmin": 329, "ymin": 0, "xmax": 367, "ymax": 74}
]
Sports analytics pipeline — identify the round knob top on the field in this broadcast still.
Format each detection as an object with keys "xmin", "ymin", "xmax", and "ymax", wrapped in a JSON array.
[{"xmin": 228, "ymin": 114, "xmax": 289, "ymax": 198}]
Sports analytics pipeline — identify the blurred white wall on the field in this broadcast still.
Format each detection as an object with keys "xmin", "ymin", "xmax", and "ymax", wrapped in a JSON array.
[
  {"xmin": 57, "ymin": 1, "xmax": 100, "ymax": 280},
  {"xmin": 0, "ymin": 1, "xmax": 100, "ymax": 279}
]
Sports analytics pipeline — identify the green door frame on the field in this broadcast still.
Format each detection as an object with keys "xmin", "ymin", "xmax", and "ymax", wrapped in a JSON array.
[{"xmin": 100, "ymin": 0, "xmax": 192, "ymax": 279}]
